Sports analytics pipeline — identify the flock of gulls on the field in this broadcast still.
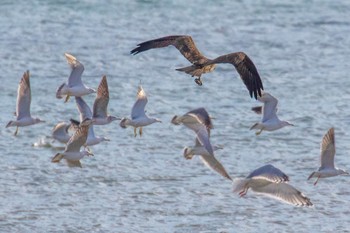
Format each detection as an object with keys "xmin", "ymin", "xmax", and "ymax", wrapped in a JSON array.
[{"xmin": 6, "ymin": 35, "xmax": 349, "ymax": 207}]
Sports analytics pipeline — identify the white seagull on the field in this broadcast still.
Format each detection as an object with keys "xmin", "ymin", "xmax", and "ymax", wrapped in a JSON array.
[
  {"xmin": 52, "ymin": 118, "xmax": 94, "ymax": 168},
  {"xmin": 250, "ymin": 92, "xmax": 293, "ymax": 135},
  {"xmin": 56, "ymin": 53, "xmax": 96, "ymax": 103},
  {"xmin": 119, "ymin": 85, "xmax": 161, "ymax": 137},
  {"xmin": 308, "ymin": 127, "xmax": 349, "ymax": 185},
  {"xmin": 233, "ymin": 164, "xmax": 313, "ymax": 207},
  {"xmin": 92, "ymin": 75, "xmax": 120, "ymax": 125},
  {"xmin": 172, "ymin": 108, "xmax": 232, "ymax": 181},
  {"xmin": 75, "ymin": 96, "xmax": 110, "ymax": 146},
  {"xmin": 6, "ymin": 70, "xmax": 45, "ymax": 135}
]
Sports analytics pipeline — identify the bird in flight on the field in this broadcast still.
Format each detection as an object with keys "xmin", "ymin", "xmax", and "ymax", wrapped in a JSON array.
[
  {"xmin": 308, "ymin": 128, "xmax": 349, "ymax": 185},
  {"xmin": 6, "ymin": 70, "xmax": 45, "ymax": 135},
  {"xmin": 233, "ymin": 164, "xmax": 313, "ymax": 207},
  {"xmin": 131, "ymin": 35, "xmax": 263, "ymax": 99}
]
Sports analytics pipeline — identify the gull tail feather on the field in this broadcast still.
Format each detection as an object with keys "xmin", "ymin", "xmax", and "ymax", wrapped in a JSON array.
[
  {"xmin": 119, "ymin": 118, "xmax": 129, "ymax": 128},
  {"xmin": 171, "ymin": 115, "xmax": 181, "ymax": 125},
  {"xmin": 250, "ymin": 122, "xmax": 260, "ymax": 130}
]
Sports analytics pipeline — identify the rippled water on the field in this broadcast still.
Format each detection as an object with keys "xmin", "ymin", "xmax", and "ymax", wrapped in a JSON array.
[{"xmin": 1, "ymin": 0, "xmax": 350, "ymax": 232}]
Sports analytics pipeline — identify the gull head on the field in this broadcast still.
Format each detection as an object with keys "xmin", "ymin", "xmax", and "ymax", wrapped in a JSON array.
[
  {"xmin": 153, "ymin": 118, "xmax": 162, "ymax": 123},
  {"xmin": 82, "ymin": 150, "xmax": 94, "ymax": 157},
  {"xmin": 87, "ymin": 88, "xmax": 96, "ymax": 95},
  {"xmin": 337, "ymin": 169, "xmax": 349, "ymax": 176},
  {"xmin": 281, "ymin": 121, "xmax": 294, "ymax": 127},
  {"xmin": 107, "ymin": 116, "xmax": 121, "ymax": 123},
  {"xmin": 34, "ymin": 118, "xmax": 45, "ymax": 124}
]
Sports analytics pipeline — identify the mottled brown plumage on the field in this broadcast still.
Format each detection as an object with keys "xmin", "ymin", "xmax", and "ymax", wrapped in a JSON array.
[
  {"xmin": 200, "ymin": 52, "xmax": 263, "ymax": 99},
  {"xmin": 131, "ymin": 35, "xmax": 264, "ymax": 99},
  {"xmin": 93, "ymin": 75, "xmax": 109, "ymax": 118},
  {"xmin": 130, "ymin": 35, "xmax": 215, "ymax": 85}
]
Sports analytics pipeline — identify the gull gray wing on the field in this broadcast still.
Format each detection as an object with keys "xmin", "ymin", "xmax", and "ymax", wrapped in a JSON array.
[
  {"xmin": 200, "ymin": 153, "xmax": 232, "ymax": 180},
  {"xmin": 320, "ymin": 127, "xmax": 336, "ymax": 169},
  {"xmin": 251, "ymin": 182, "xmax": 313, "ymax": 207},
  {"xmin": 131, "ymin": 85, "xmax": 148, "ymax": 119},
  {"xmin": 259, "ymin": 92, "xmax": 279, "ymax": 123},
  {"xmin": 16, "ymin": 70, "xmax": 32, "ymax": 120},
  {"xmin": 204, "ymin": 52, "xmax": 263, "ymax": 99},
  {"xmin": 247, "ymin": 164, "xmax": 289, "ymax": 183},
  {"xmin": 65, "ymin": 53, "xmax": 84, "ymax": 87},
  {"xmin": 186, "ymin": 107, "xmax": 213, "ymax": 130},
  {"xmin": 131, "ymin": 35, "xmax": 209, "ymax": 64},
  {"xmin": 75, "ymin": 97, "xmax": 93, "ymax": 122},
  {"xmin": 182, "ymin": 113, "xmax": 213, "ymax": 155},
  {"xmin": 93, "ymin": 75, "xmax": 109, "ymax": 118}
]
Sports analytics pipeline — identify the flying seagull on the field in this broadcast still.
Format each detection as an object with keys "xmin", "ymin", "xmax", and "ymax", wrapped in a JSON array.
[
  {"xmin": 56, "ymin": 53, "xmax": 95, "ymax": 103},
  {"xmin": 75, "ymin": 96, "xmax": 110, "ymax": 146},
  {"xmin": 92, "ymin": 75, "xmax": 120, "ymax": 125},
  {"xmin": 119, "ymin": 85, "xmax": 161, "ymax": 137},
  {"xmin": 52, "ymin": 118, "xmax": 94, "ymax": 168},
  {"xmin": 172, "ymin": 108, "xmax": 232, "ymax": 180},
  {"xmin": 250, "ymin": 92, "xmax": 293, "ymax": 135},
  {"xmin": 6, "ymin": 70, "xmax": 45, "ymax": 135},
  {"xmin": 308, "ymin": 128, "xmax": 349, "ymax": 185},
  {"xmin": 130, "ymin": 35, "xmax": 263, "ymax": 99},
  {"xmin": 233, "ymin": 164, "xmax": 313, "ymax": 207}
]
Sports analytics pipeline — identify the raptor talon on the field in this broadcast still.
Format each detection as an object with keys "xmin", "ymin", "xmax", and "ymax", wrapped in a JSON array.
[{"xmin": 195, "ymin": 77, "xmax": 202, "ymax": 86}]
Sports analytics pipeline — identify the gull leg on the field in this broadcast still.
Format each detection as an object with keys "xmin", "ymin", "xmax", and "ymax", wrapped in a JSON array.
[
  {"xmin": 314, "ymin": 176, "xmax": 320, "ymax": 186},
  {"xmin": 255, "ymin": 128, "xmax": 264, "ymax": 136},
  {"xmin": 134, "ymin": 127, "xmax": 137, "ymax": 137},
  {"xmin": 194, "ymin": 76, "xmax": 202, "ymax": 86},
  {"xmin": 14, "ymin": 127, "xmax": 19, "ymax": 136},
  {"xmin": 239, "ymin": 189, "xmax": 247, "ymax": 197},
  {"xmin": 139, "ymin": 127, "xmax": 143, "ymax": 137},
  {"xmin": 64, "ymin": 95, "xmax": 70, "ymax": 103}
]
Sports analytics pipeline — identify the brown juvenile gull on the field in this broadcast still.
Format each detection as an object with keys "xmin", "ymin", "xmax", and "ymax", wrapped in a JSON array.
[
  {"xmin": 131, "ymin": 35, "xmax": 264, "ymax": 99},
  {"xmin": 52, "ymin": 118, "xmax": 94, "ymax": 168},
  {"xmin": 92, "ymin": 75, "xmax": 120, "ymax": 125},
  {"xmin": 172, "ymin": 108, "xmax": 232, "ymax": 180},
  {"xmin": 233, "ymin": 164, "xmax": 313, "ymax": 207},
  {"xmin": 6, "ymin": 70, "xmax": 45, "ymax": 135},
  {"xmin": 308, "ymin": 128, "xmax": 349, "ymax": 185}
]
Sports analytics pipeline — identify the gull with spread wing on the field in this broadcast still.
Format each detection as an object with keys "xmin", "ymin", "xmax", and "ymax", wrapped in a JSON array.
[
  {"xmin": 172, "ymin": 108, "xmax": 232, "ymax": 181},
  {"xmin": 131, "ymin": 35, "xmax": 263, "ymax": 99},
  {"xmin": 56, "ymin": 53, "xmax": 95, "ymax": 103},
  {"xmin": 119, "ymin": 85, "xmax": 161, "ymax": 137},
  {"xmin": 93, "ymin": 75, "xmax": 120, "ymax": 125},
  {"xmin": 308, "ymin": 128, "xmax": 349, "ymax": 185},
  {"xmin": 233, "ymin": 164, "xmax": 313, "ymax": 207},
  {"xmin": 6, "ymin": 70, "xmax": 45, "ymax": 135},
  {"xmin": 51, "ymin": 118, "xmax": 94, "ymax": 168},
  {"xmin": 75, "ymin": 96, "xmax": 110, "ymax": 146},
  {"xmin": 250, "ymin": 92, "xmax": 293, "ymax": 135}
]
